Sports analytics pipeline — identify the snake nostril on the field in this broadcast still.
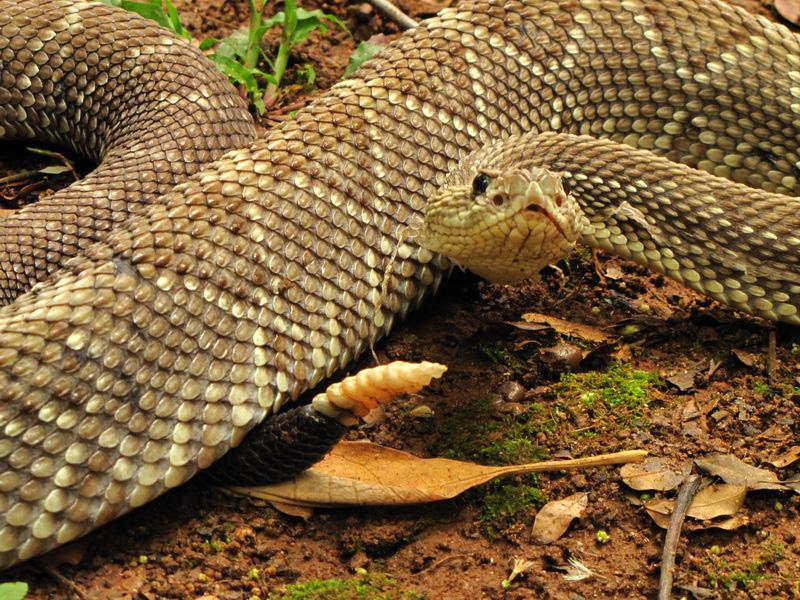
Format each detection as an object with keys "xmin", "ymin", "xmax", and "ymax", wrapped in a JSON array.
[{"xmin": 491, "ymin": 193, "xmax": 505, "ymax": 206}]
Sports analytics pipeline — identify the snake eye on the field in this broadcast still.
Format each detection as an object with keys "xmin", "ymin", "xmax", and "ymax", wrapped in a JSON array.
[
  {"xmin": 472, "ymin": 173, "xmax": 490, "ymax": 198},
  {"xmin": 561, "ymin": 177, "xmax": 571, "ymax": 198}
]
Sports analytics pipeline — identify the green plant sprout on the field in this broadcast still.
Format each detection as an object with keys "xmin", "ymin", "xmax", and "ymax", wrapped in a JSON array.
[
  {"xmin": 343, "ymin": 41, "xmax": 383, "ymax": 78},
  {"xmin": 200, "ymin": 0, "xmax": 348, "ymax": 113},
  {"xmin": 99, "ymin": 0, "xmax": 192, "ymax": 40},
  {"xmin": 104, "ymin": 0, "xmax": 352, "ymax": 115}
]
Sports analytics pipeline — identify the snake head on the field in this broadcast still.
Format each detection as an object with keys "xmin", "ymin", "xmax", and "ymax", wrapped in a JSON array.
[{"xmin": 419, "ymin": 165, "xmax": 583, "ymax": 284}]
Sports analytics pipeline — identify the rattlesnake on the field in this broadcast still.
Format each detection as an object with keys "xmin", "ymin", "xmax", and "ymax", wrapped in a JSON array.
[{"xmin": 1, "ymin": 0, "xmax": 799, "ymax": 569}]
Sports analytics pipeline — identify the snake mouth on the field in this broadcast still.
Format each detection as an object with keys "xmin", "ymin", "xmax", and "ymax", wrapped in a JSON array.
[{"xmin": 524, "ymin": 204, "xmax": 569, "ymax": 240}]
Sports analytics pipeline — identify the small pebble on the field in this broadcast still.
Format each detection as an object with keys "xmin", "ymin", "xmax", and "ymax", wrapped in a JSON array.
[
  {"xmin": 499, "ymin": 380, "xmax": 526, "ymax": 402},
  {"xmin": 499, "ymin": 401, "xmax": 524, "ymax": 416},
  {"xmin": 539, "ymin": 343, "xmax": 582, "ymax": 374},
  {"xmin": 409, "ymin": 405, "xmax": 434, "ymax": 418}
]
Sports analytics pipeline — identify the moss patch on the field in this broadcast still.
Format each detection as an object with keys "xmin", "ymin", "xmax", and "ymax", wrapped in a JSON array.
[
  {"xmin": 478, "ymin": 481, "xmax": 545, "ymax": 538},
  {"xmin": 698, "ymin": 538, "xmax": 787, "ymax": 593},
  {"xmin": 556, "ymin": 362, "xmax": 660, "ymax": 430},
  {"xmin": 434, "ymin": 395, "xmax": 547, "ymax": 536},
  {"xmin": 271, "ymin": 572, "xmax": 422, "ymax": 600}
]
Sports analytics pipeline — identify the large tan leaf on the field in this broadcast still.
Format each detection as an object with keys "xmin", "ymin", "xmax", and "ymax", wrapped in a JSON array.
[
  {"xmin": 695, "ymin": 453, "xmax": 789, "ymax": 491},
  {"xmin": 644, "ymin": 483, "xmax": 746, "ymax": 528},
  {"xmin": 231, "ymin": 442, "xmax": 646, "ymax": 507},
  {"xmin": 619, "ymin": 457, "xmax": 692, "ymax": 491},
  {"xmin": 531, "ymin": 492, "xmax": 588, "ymax": 544}
]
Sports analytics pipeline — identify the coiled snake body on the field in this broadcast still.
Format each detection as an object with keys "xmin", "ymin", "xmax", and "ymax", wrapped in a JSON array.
[{"xmin": 1, "ymin": 0, "xmax": 799, "ymax": 568}]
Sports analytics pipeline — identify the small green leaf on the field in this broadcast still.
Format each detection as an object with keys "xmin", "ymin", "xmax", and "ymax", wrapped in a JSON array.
[
  {"xmin": 118, "ymin": 0, "xmax": 171, "ymax": 29},
  {"xmin": 99, "ymin": 0, "xmax": 191, "ymax": 40},
  {"xmin": 207, "ymin": 29, "xmax": 250, "ymax": 60},
  {"xmin": 208, "ymin": 55, "xmax": 273, "ymax": 114},
  {"xmin": 297, "ymin": 7, "xmax": 349, "ymax": 35},
  {"xmin": 261, "ymin": 11, "xmax": 285, "ymax": 29},
  {"xmin": 290, "ymin": 9, "xmax": 349, "ymax": 45},
  {"xmin": 296, "ymin": 63, "xmax": 316, "ymax": 87},
  {"xmin": 163, "ymin": 0, "xmax": 192, "ymax": 40},
  {"xmin": 198, "ymin": 37, "xmax": 220, "ymax": 51},
  {"xmin": 343, "ymin": 42, "xmax": 383, "ymax": 78},
  {"xmin": 0, "ymin": 582, "xmax": 28, "ymax": 600}
]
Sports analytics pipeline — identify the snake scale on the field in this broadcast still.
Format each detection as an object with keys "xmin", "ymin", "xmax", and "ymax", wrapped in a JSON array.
[{"xmin": 1, "ymin": 0, "xmax": 799, "ymax": 569}]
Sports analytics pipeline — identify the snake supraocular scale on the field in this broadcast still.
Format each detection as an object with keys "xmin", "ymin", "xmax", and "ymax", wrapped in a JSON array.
[{"xmin": 1, "ymin": 0, "xmax": 799, "ymax": 569}]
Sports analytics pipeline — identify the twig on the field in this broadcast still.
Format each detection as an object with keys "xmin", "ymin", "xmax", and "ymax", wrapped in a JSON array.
[
  {"xmin": 41, "ymin": 566, "xmax": 89, "ymax": 600},
  {"xmin": 26, "ymin": 147, "xmax": 79, "ymax": 181},
  {"xmin": 416, "ymin": 553, "xmax": 469, "ymax": 575},
  {"xmin": 591, "ymin": 248, "xmax": 607, "ymax": 283},
  {"xmin": 0, "ymin": 170, "xmax": 38, "ymax": 185},
  {"xmin": 658, "ymin": 474, "xmax": 701, "ymax": 600},
  {"xmin": 366, "ymin": 0, "xmax": 417, "ymax": 30}
]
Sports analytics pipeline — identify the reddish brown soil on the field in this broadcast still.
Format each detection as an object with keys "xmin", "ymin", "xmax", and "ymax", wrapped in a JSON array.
[{"xmin": 2, "ymin": 0, "xmax": 800, "ymax": 598}]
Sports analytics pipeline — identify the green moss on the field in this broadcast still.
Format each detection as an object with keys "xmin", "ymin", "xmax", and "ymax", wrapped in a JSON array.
[
  {"xmin": 477, "ymin": 343, "xmax": 530, "ymax": 377},
  {"xmin": 759, "ymin": 541, "xmax": 785, "ymax": 565},
  {"xmin": 270, "ymin": 572, "xmax": 422, "ymax": 600},
  {"xmin": 556, "ymin": 362, "xmax": 659, "ymax": 429},
  {"xmin": 751, "ymin": 378, "xmax": 774, "ymax": 400},
  {"xmin": 434, "ymin": 395, "xmax": 548, "ymax": 537},
  {"xmin": 478, "ymin": 480, "xmax": 545, "ymax": 538},
  {"xmin": 707, "ymin": 559, "xmax": 766, "ymax": 591},
  {"xmin": 701, "ymin": 538, "xmax": 787, "ymax": 593},
  {"xmin": 436, "ymin": 395, "xmax": 547, "ymax": 465}
]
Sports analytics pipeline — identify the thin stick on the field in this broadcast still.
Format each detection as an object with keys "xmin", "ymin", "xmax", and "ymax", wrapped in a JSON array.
[
  {"xmin": 366, "ymin": 0, "xmax": 417, "ymax": 30},
  {"xmin": 658, "ymin": 474, "xmax": 701, "ymax": 600},
  {"xmin": 0, "ymin": 170, "xmax": 38, "ymax": 185},
  {"xmin": 416, "ymin": 553, "xmax": 469, "ymax": 576},
  {"xmin": 474, "ymin": 449, "xmax": 648, "ymax": 481},
  {"xmin": 42, "ymin": 566, "xmax": 89, "ymax": 600}
]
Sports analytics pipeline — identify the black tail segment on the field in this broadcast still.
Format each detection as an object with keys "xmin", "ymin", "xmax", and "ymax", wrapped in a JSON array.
[{"xmin": 201, "ymin": 406, "xmax": 348, "ymax": 486}]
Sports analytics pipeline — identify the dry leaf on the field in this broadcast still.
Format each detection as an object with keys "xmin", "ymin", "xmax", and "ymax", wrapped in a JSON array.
[
  {"xmin": 702, "ymin": 514, "xmax": 749, "ymax": 531},
  {"xmin": 731, "ymin": 348, "xmax": 756, "ymax": 367},
  {"xmin": 231, "ymin": 442, "xmax": 646, "ymax": 507},
  {"xmin": 603, "ymin": 264, "xmax": 624, "ymax": 280},
  {"xmin": 695, "ymin": 453, "xmax": 789, "ymax": 491},
  {"xmin": 644, "ymin": 483, "xmax": 746, "ymax": 527},
  {"xmin": 620, "ymin": 458, "xmax": 692, "ymax": 491},
  {"xmin": 269, "ymin": 501, "xmax": 314, "ymax": 519},
  {"xmin": 666, "ymin": 362, "xmax": 705, "ymax": 392},
  {"xmin": 687, "ymin": 483, "xmax": 747, "ymax": 519},
  {"xmin": 769, "ymin": 446, "xmax": 800, "ymax": 469},
  {"xmin": 531, "ymin": 492, "xmax": 588, "ymax": 544},
  {"xmin": 516, "ymin": 312, "xmax": 613, "ymax": 343},
  {"xmin": 643, "ymin": 499, "xmax": 674, "ymax": 529}
]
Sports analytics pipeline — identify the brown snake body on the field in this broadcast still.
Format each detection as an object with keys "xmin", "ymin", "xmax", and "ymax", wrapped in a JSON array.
[{"xmin": 1, "ymin": 0, "xmax": 800, "ymax": 568}]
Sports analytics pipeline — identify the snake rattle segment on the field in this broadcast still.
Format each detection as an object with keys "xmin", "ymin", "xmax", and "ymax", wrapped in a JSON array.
[{"xmin": 1, "ymin": 0, "xmax": 800, "ymax": 568}]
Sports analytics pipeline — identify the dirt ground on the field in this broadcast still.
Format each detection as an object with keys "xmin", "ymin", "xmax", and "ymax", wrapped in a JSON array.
[{"xmin": 2, "ymin": 0, "xmax": 800, "ymax": 598}]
